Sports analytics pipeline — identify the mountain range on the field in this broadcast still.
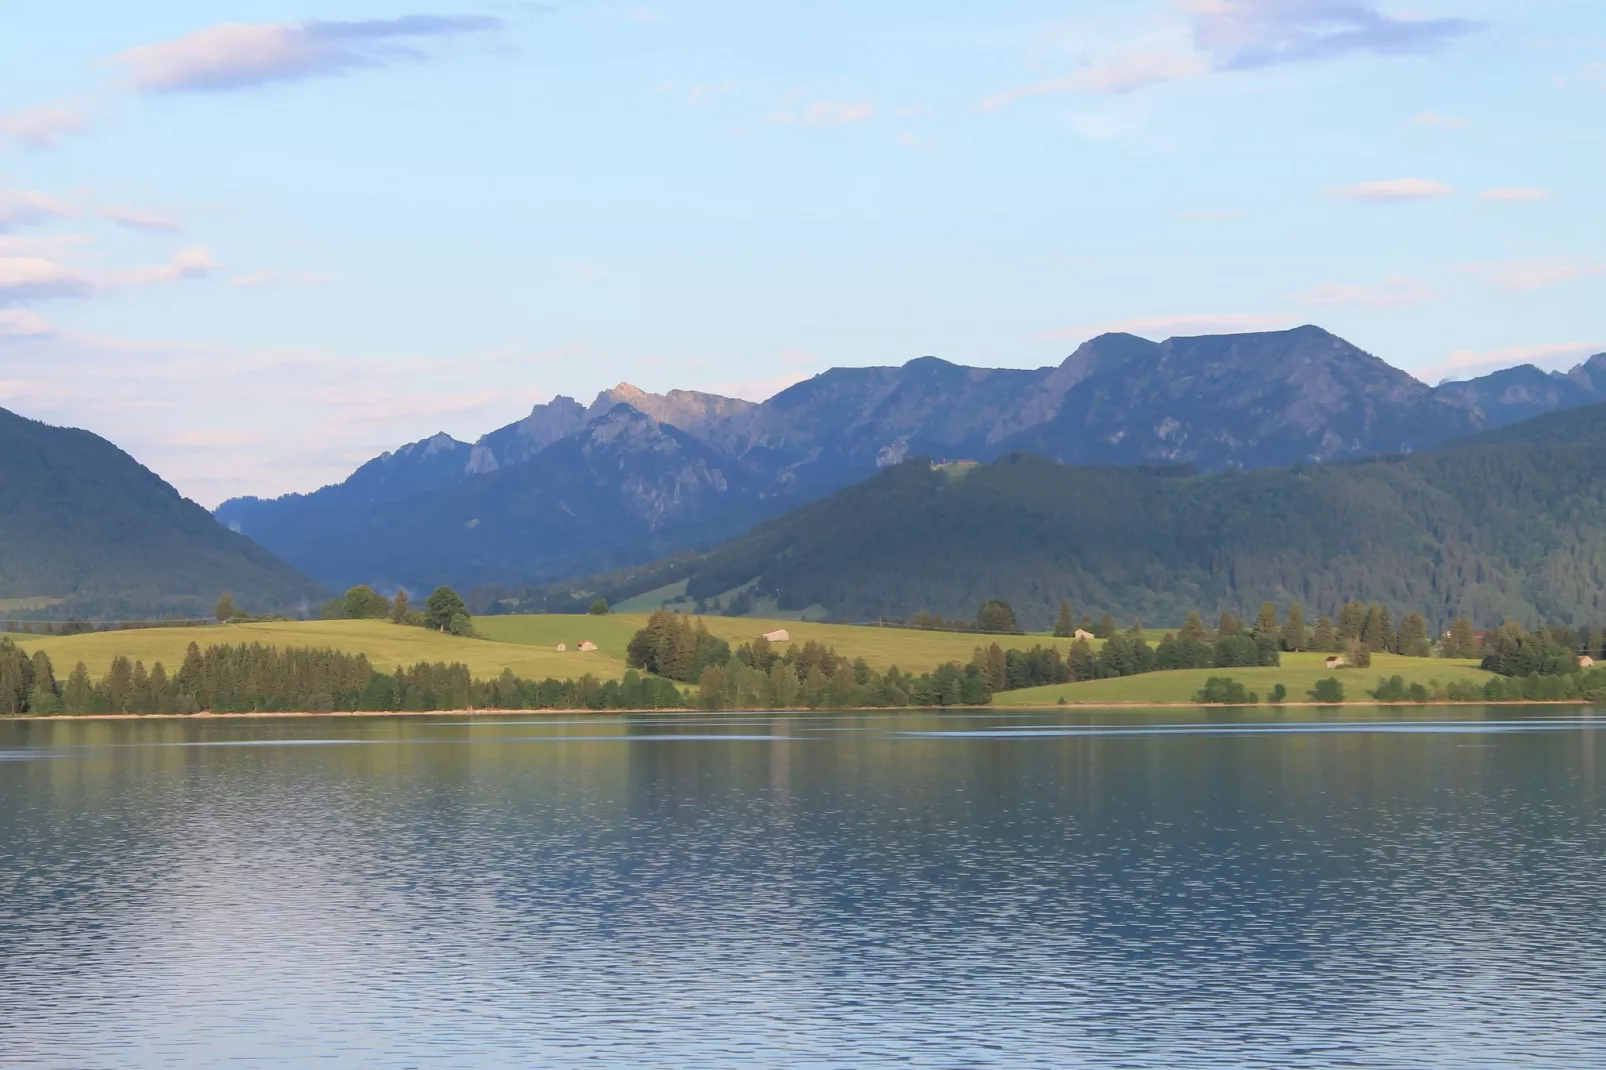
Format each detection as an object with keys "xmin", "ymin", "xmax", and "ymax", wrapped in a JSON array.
[
  {"xmin": 215, "ymin": 326, "xmax": 1606, "ymax": 596},
  {"xmin": 535, "ymin": 399, "xmax": 1606, "ymax": 630}
]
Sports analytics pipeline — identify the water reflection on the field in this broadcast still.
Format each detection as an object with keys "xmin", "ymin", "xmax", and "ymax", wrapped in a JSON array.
[{"xmin": 0, "ymin": 707, "xmax": 1602, "ymax": 1068}]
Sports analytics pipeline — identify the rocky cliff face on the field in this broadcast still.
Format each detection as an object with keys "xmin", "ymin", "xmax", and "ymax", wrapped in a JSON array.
[{"xmin": 213, "ymin": 328, "xmax": 1606, "ymax": 592}]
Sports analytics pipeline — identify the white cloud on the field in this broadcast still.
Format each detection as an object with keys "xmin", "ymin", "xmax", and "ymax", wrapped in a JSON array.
[
  {"xmin": 0, "ymin": 257, "xmax": 96, "ymax": 301},
  {"xmin": 228, "ymin": 270, "xmax": 332, "ymax": 289},
  {"xmin": 102, "ymin": 206, "xmax": 184, "ymax": 234},
  {"xmin": 1480, "ymin": 186, "xmax": 1549, "ymax": 202},
  {"xmin": 1415, "ymin": 341, "xmax": 1605, "ymax": 383},
  {"xmin": 1041, "ymin": 312, "xmax": 1295, "ymax": 342},
  {"xmin": 114, "ymin": 15, "xmax": 502, "ymax": 94},
  {"xmin": 1288, "ymin": 275, "xmax": 1434, "ymax": 308},
  {"xmin": 0, "ymin": 189, "xmax": 76, "ymax": 231},
  {"xmin": 982, "ymin": 51, "xmax": 1209, "ymax": 108},
  {"xmin": 0, "ymin": 100, "xmax": 93, "ymax": 149},
  {"xmin": 1409, "ymin": 111, "xmax": 1470, "ymax": 129},
  {"xmin": 1456, "ymin": 258, "xmax": 1606, "ymax": 293},
  {"xmin": 111, "ymin": 246, "xmax": 219, "ymax": 287},
  {"xmin": 1328, "ymin": 178, "xmax": 1452, "ymax": 202},
  {"xmin": 0, "ymin": 308, "xmax": 54, "ymax": 340}
]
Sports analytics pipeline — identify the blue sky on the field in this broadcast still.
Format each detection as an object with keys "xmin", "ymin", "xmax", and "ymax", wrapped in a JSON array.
[{"xmin": 1, "ymin": 0, "xmax": 1602, "ymax": 504}]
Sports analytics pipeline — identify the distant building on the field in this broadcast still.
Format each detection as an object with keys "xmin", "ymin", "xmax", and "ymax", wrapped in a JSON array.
[
  {"xmin": 578, "ymin": 640, "xmax": 598, "ymax": 651},
  {"xmin": 1325, "ymin": 656, "xmax": 1347, "ymax": 669},
  {"xmin": 555, "ymin": 642, "xmax": 567, "ymax": 652},
  {"xmin": 1581, "ymin": 655, "xmax": 1596, "ymax": 669},
  {"xmin": 1074, "ymin": 629, "xmax": 1095, "ymax": 640},
  {"xmin": 762, "ymin": 628, "xmax": 791, "ymax": 643}
]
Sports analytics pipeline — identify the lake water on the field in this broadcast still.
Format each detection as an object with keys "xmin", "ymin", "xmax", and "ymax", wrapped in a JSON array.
[{"xmin": 1, "ymin": 707, "xmax": 1603, "ymax": 1068}]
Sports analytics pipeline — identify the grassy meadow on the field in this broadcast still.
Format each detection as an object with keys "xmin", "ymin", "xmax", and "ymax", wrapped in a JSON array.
[
  {"xmin": 13, "ymin": 614, "xmax": 1505, "ymax": 706},
  {"xmin": 993, "ymin": 652, "xmax": 1497, "ymax": 706}
]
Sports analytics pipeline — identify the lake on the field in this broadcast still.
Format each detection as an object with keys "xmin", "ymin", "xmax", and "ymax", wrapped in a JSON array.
[{"xmin": 1, "ymin": 707, "xmax": 1602, "ymax": 1068}]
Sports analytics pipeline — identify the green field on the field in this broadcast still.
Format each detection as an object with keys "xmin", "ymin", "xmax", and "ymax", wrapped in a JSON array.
[
  {"xmin": 13, "ymin": 619, "xmax": 623, "ymax": 681},
  {"xmin": 994, "ymin": 652, "xmax": 1498, "ymax": 705}
]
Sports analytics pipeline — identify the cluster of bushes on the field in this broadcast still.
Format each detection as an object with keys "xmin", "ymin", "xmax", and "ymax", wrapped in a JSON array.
[
  {"xmin": 0, "ymin": 639, "xmax": 687, "ymax": 716},
  {"xmin": 627, "ymin": 610, "xmax": 993, "ymax": 709},
  {"xmin": 318, "ymin": 585, "xmax": 474, "ymax": 636}
]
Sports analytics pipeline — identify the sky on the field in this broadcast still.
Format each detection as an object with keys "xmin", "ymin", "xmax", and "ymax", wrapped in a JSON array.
[{"xmin": 1, "ymin": 0, "xmax": 1603, "ymax": 506}]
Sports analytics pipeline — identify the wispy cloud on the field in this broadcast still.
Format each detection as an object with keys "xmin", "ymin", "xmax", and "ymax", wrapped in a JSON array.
[
  {"xmin": 0, "ymin": 189, "xmax": 76, "ymax": 231},
  {"xmin": 1327, "ymin": 177, "xmax": 1452, "ymax": 202},
  {"xmin": 1, "ymin": 246, "xmax": 217, "ymax": 301},
  {"xmin": 1041, "ymin": 312, "xmax": 1295, "ymax": 343},
  {"xmin": 0, "ymin": 258, "xmax": 97, "ymax": 301},
  {"xmin": 1409, "ymin": 111, "xmax": 1470, "ymax": 129},
  {"xmin": 228, "ymin": 270, "xmax": 332, "ymax": 288},
  {"xmin": 0, "ymin": 308, "xmax": 55, "ymax": 340},
  {"xmin": 985, "ymin": 1, "xmax": 1480, "ymax": 106},
  {"xmin": 1191, "ymin": 0, "xmax": 1481, "ymax": 71},
  {"xmin": 114, "ymin": 15, "xmax": 502, "ymax": 94},
  {"xmin": 1456, "ymin": 258, "xmax": 1606, "ymax": 293},
  {"xmin": 102, "ymin": 205, "xmax": 184, "ymax": 234},
  {"xmin": 1288, "ymin": 275, "xmax": 1433, "ymax": 308},
  {"xmin": 765, "ymin": 100, "xmax": 876, "ymax": 127},
  {"xmin": 0, "ymin": 100, "xmax": 93, "ymax": 149},
  {"xmin": 1480, "ymin": 186, "xmax": 1549, "ymax": 202},
  {"xmin": 1417, "ymin": 341, "xmax": 1605, "ymax": 383}
]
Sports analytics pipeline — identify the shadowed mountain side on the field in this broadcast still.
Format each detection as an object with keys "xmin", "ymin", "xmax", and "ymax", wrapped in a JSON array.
[
  {"xmin": 534, "ymin": 403, "xmax": 1606, "ymax": 630},
  {"xmin": 0, "ymin": 407, "xmax": 326, "ymax": 618}
]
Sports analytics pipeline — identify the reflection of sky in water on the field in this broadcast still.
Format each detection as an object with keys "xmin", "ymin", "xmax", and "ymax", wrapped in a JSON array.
[{"xmin": 0, "ymin": 708, "xmax": 1602, "ymax": 1067}]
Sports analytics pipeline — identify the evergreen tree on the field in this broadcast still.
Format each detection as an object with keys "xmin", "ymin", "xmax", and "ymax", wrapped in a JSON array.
[
  {"xmin": 1094, "ymin": 613, "xmax": 1118, "ymax": 639},
  {"xmin": 1281, "ymin": 602, "xmax": 1307, "ymax": 652},
  {"xmin": 1338, "ymin": 602, "xmax": 1367, "ymax": 641},
  {"xmin": 1444, "ymin": 617, "xmax": 1477, "ymax": 659},
  {"xmin": 215, "ymin": 593, "xmax": 238, "ymax": 622},
  {"xmin": 1178, "ymin": 610, "xmax": 1209, "ymax": 643},
  {"xmin": 1397, "ymin": 611, "xmax": 1431, "ymax": 658},
  {"xmin": 391, "ymin": 589, "xmax": 410, "ymax": 624},
  {"xmin": 1312, "ymin": 615, "xmax": 1337, "ymax": 652},
  {"xmin": 1079, "ymin": 614, "xmax": 1093, "ymax": 634},
  {"xmin": 1252, "ymin": 602, "xmax": 1278, "ymax": 639},
  {"xmin": 1217, "ymin": 611, "xmax": 1244, "ymax": 637},
  {"xmin": 1053, "ymin": 601, "xmax": 1074, "ymax": 638}
]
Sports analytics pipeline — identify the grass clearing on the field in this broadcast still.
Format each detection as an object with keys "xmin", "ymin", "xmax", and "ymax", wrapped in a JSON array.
[
  {"xmin": 995, "ymin": 652, "xmax": 1497, "ymax": 706},
  {"xmin": 15, "ymin": 619, "xmax": 623, "ymax": 681}
]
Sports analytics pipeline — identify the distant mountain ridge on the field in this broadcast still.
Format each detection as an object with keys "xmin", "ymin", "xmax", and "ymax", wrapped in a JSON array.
[
  {"xmin": 0, "ymin": 407, "xmax": 325, "ymax": 618},
  {"xmin": 214, "ymin": 326, "xmax": 1606, "ymax": 594}
]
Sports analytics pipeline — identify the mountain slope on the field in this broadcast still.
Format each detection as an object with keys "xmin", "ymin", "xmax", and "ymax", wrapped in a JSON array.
[
  {"xmin": 0, "ymin": 407, "xmax": 325, "ymax": 617},
  {"xmin": 545, "ymin": 402, "xmax": 1606, "ymax": 629}
]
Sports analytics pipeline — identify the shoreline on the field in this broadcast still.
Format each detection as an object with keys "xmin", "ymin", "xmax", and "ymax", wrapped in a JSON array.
[{"xmin": 4, "ymin": 699, "xmax": 1598, "ymax": 723}]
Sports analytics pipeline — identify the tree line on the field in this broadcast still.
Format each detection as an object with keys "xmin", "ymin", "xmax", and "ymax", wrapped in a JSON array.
[
  {"xmin": 626, "ymin": 610, "xmax": 993, "ymax": 710},
  {"xmin": 0, "ymin": 638, "xmax": 684, "ymax": 716}
]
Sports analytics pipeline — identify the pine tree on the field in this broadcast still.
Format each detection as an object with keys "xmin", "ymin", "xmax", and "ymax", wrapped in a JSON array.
[
  {"xmin": 1179, "ymin": 610, "xmax": 1210, "ymax": 643},
  {"xmin": 215, "ymin": 593, "xmax": 238, "ymax": 622},
  {"xmin": 1397, "ymin": 611, "xmax": 1431, "ymax": 658},
  {"xmin": 1218, "ymin": 611, "xmax": 1244, "ymax": 637},
  {"xmin": 1094, "ymin": 613, "xmax": 1118, "ymax": 639},
  {"xmin": 391, "ymin": 588, "xmax": 410, "ymax": 624},
  {"xmin": 1339, "ymin": 601, "xmax": 1366, "ymax": 641},
  {"xmin": 1281, "ymin": 602, "xmax": 1307, "ymax": 652},
  {"xmin": 1252, "ymin": 602, "xmax": 1278, "ymax": 639},
  {"xmin": 1445, "ymin": 617, "xmax": 1477, "ymax": 659},
  {"xmin": 1312, "ymin": 615, "xmax": 1337, "ymax": 652},
  {"xmin": 1053, "ymin": 601, "xmax": 1074, "ymax": 638}
]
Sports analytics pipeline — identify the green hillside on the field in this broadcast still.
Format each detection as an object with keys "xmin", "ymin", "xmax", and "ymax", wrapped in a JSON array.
[
  {"xmin": 0, "ymin": 407, "xmax": 326, "ymax": 618},
  {"xmin": 524, "ymin": 403, "xmax": 1606, "ymax": 630}
]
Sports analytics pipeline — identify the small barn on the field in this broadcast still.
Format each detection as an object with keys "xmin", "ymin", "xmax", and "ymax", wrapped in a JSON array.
[
  {"xmin": 578, "ymin": 640, "xmax": 598, "ymax": 652},
  {"xmin": 1581, "ymin": 655, "xmax": 1596, "ymax": 669},
  {"xmin": 1325, "ymin": 656, "xmax": 1347, "ymax": 669},
  {"xmin": 1074, "ymin": 629, "xmax": 1095, "ymax": 640},
  {"xmin": 762, "ymin": 628, "xmax": 791, "ymax": 643}
]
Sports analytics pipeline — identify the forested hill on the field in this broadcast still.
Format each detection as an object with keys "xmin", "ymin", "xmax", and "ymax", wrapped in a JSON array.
[
  {"xmin": 0, "ymin": 407, "xmax": 326, "ymax": 618},
  {"xmin": 535, "ymin": 402, "xmax": 1606, "ymax": 630}
]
